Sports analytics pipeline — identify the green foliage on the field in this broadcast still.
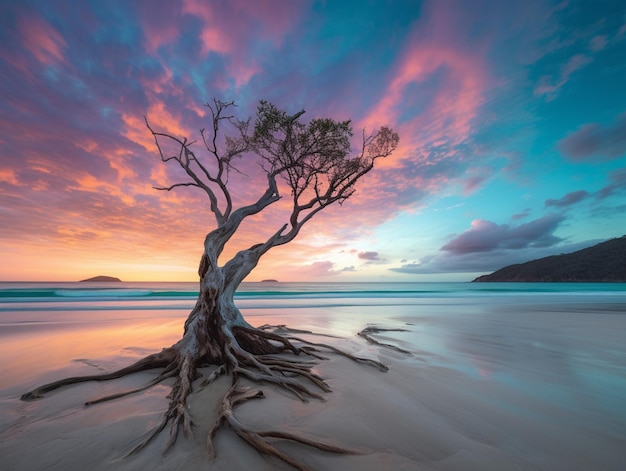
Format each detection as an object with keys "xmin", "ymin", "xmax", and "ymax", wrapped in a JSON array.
[{"xmin": 251, "ymin": 100, "xmax": 398, "ymax": 208}]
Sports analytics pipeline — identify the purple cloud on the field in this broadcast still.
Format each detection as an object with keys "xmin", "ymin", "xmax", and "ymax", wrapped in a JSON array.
[
  {"xmin": 545, "ymin": 190, "xmax": 590, "ymax": 208},
  {"xmin": 441, "ymin": 214, "xmax": 564, "ymax": 255},
  {"xmin": 358, "ymin": 251, "xmax": 380, "ymax": 261},
  {"xmin": 462, "ymin": 173, "xmax": 491, "ymax": 195},
  {"xmin": 597, "ymin": 168, "xmax": 626, "ymax": 199},
  {"xmin": 558, "ymin": 113, "xmax": 626, "ymax": 161},
  {"xmin": 511, "ymin": 208, "xmax": 531, "ymax": 220},
  {"xmin": 390, "ymin": 238, "xmax": 603, "ymax": 275}
]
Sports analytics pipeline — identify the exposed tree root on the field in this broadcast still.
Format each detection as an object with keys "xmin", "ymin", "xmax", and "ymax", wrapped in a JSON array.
[
  {"xmin": 20, "ymin": 323, "xmax": 390, "ymax": 470},
  {"xmin": 357, "ymin": 326, "xmax": 413, "ymax": 355},
  {"xmin": 20, "ymin": 348, "xmax": 176, "ymax": 401},
  {"xmin": 208, "ymin": 383, "xmax": 360, "ymax": 471},
  {"xmin": 258, "ymin": 324, "xmax": 343, "ymax": 338}
]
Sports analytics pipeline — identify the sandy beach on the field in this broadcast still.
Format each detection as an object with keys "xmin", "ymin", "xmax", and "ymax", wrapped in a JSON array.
[{"xmin": 1, "ymin": 284, "xmax": 625, "ymax": 470}]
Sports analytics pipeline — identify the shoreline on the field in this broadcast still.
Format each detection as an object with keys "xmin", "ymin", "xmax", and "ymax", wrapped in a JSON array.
[{"xmin": 1, "ymin": 293, "xmax": 625, "ymax": 470}]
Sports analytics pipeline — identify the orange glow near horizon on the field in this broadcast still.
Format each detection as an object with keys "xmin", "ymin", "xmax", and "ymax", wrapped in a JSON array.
[{"xmin": 2, "ymin": 1, "xmax": 624, "ymax": 283}]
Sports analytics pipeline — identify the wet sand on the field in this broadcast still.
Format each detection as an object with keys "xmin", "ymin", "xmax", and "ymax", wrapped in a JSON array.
[{"xmin": 1, "ymin": 295, "xmax": 625, "ymax": 470}]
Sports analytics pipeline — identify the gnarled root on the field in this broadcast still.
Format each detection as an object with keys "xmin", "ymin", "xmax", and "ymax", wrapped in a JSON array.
[
  {"xmin": 128, "ymin": 353, "xmax": 201, "ymax": 456},
  {"xmin": 357, "ymin": 326, "xmax": 413, "ymax": 355},
  {"xmin": 208, "ymin": 383, "xmax": 360, "ymax": 471},
  {"xmin": 20, "ymin": 347, "xmax": 177, "ymax": 401},
  {"xmin": 20, "ymin": 323, "xmax": 389, "ymax": 470}
]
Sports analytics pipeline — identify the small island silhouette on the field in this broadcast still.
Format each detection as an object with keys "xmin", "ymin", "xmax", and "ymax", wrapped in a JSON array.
[{"xmin": 79, "ymin": 275, "xmax": 122, "ymax": 282}]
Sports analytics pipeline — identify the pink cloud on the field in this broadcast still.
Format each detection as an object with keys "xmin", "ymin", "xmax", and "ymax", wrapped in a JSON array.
[
  {"xmin": 181, "ymin": 0, "xmax": 232, "ymax": 55},
  {"xmin": 180, "ymin": 0, "xmax": 304, "ymax": 87},
  {"xmin": 138, "ymin": 65, "xmax": 182, "ymax": 97},
  {"xmin": 17, "ymin": 13, "xmax": 66, "ymax": 65},
  {"xmin": 231, "ymin": 61, "xmax": 262, "ymax": 88},
  {"xmin": 136, "ymin": 2, "xmax": 181, "ymax": 54},
  {"xmin": 69, "ymin": 172, "xmax": 136, "ymax": 205},
  {"xmin": 0, "ymin": 169, "xmax": 20, "ymax": 186},
  {"xmin": 183, "ymin": 0, "xmax": 300, "ymax": 50},
  {"xmin": 123, "ymin": 99, "xmax": 191, "ymax": 152},
  {"xmin": 294, "ymin": 2, "xmax": 495, "ymax": 236},
  {"xmin": 361, "ymin": 5, "xmax": 489, "ymax": 174},
  {"xmin": 253, "ymin": 259, "xmax": 346, "ymax": 281},
  {"xmin": 297, "ymin": 261, "xmax": 337, "ymax": 277}
]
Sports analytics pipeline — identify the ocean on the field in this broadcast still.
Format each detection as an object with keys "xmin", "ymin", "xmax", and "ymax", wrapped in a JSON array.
[
  {"xmin": 3, "ymin": 280, "xmax": 626, "ymax": 310},
  {"xmin": 1, "ymin": 281, "xmax": 625, "ymax": 470}
]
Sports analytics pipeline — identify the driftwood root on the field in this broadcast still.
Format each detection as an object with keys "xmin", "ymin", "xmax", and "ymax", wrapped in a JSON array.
[
  {"xmin": 20, "ymin": 324, "xmax": 389, "ymax": 470},
  {"xmin": 357, "ymin": 325, "xmax": 413, "ymax": 355}
]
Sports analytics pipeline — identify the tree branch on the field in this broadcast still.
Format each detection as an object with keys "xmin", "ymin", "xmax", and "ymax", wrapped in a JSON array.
[{"xmin": 146, "ymin": 99, "xmax": 397, "ymax": 267}]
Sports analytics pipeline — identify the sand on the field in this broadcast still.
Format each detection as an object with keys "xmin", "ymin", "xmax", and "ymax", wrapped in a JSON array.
[{"xmin": 1, "ymin": 298, "xmax": 625, "ymax": 470}]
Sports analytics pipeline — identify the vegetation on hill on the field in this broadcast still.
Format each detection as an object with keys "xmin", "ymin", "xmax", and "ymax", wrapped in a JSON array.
[{"xmin": 473, "ymin": 236, "xmax": 626, "ymax": 282}]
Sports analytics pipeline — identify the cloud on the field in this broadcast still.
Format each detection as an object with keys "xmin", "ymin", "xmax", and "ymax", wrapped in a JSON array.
[
  {"xmin": 0, "ymin": 169, "xmax": 19, "ymax": 186},
  {"xmin": 358, "ymin": 251, "xmax": 380, "ymax": 261},
  {"xmin": 462, "ymin": 173, "xmax": 491, "ymax": 195},
  {"xmin": 360, "ymin": 0, "xmax": 490, "ymax": 159},
  {"xmin": 0, "ymin": 0, "xmax": 622, "ymax": 282},
  {"xmin": 391, "ymin": 252, "xmax": 515, "ymax": 274},
  {"xmin": 558, "ymin": 113, "xmax": 626, "ymax": 161},
  {"xmin": 17, "ymin": 12, "xmax": 67, "ymax": 66},
  {"xmin": 179, "ymin": 0, "xmax": 303, "ymax": 88},
  {"xmin": 136, "ymin": 2, "xmax": 182, "ymax": 54},
  {"xmin": 440, "ymin": 214, "xmax": 564, "ymax": 255},
  {"xmin": 511, "ymin": 208, "xmax": 531, "ymax": 220},
  {"xmin": 390, "ymin": 213, "xmax": 570, "ymax": 276},
  {"xmin": 534, "ymin": 54, "xmax": 593, "ymax": 101},
  {"xmin": 597, "ymin": 168, "xmax": 626, "ymax": 199},
  {"xmin": 283, "ymin": 260, "xmax": 351, "ymax": 279},
  {"xmin": 545, "ymin": 190, "xmax": 590, "ymax": 208},
  {"xmin": 391, "ymin": 238, "xmax": 601, "ymax": 276},
  {"xmin": 589, "ymin": 35, "xmax": 608, "ymax": 51}
]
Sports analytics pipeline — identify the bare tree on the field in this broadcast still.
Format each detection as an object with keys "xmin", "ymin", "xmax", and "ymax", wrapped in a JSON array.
[{"xmin": 22, "ymin": 99, "xmax": 399, "ymax": 470}]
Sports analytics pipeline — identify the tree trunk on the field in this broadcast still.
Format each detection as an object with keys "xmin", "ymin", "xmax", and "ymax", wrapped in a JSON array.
[
  {"xmin": 180, "ymin": 231, "xmax": 280, "ymax": 358},
  {"xmin": 19, "ymin": 100, "xmax": 401, "ymax": 469},
  {"xmin": 20, "ymin": 237, "xmax": 391, "ymax": 470}
]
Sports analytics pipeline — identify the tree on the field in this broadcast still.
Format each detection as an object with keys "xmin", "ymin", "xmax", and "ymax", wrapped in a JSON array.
[{"xmin": 21, "ymin": 99, "xmax": 400, "ymax": 470}]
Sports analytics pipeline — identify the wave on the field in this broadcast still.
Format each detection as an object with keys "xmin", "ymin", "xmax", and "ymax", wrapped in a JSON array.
[
  {"xmin": 1, "ymin": 282, "xmax": 624, "ymax": 306},
  {"xmin": 0, "ymin": 288, "xmax": 199, "ymax": 301},
  {"xmin": 54, "ymin": 289, "xmax": 153, "ymax": 297}
]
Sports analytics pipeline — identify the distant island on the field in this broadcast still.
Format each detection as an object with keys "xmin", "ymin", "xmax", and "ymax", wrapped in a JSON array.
[
  {"xmin": 79, "ymin": 276, "xmax": 122, "ymax": 282},
  {"xmin": 260, "ymin": 279, "xmax": 279, "ymax": 283},
  {"xmin": 473, "ymin": 236, "xmax": 626, "ymax": 282}
]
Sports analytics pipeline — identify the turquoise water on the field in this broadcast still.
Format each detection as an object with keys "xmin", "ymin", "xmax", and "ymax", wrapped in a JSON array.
[{"xmin": 2, "ymin": 281, "xmax": 625, "ymax": 308}]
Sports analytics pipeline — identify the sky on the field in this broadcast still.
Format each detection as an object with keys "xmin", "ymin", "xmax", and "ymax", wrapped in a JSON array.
[{"xmin": 1, "ymin": 0, "xmax": 625, "ymax": 283}]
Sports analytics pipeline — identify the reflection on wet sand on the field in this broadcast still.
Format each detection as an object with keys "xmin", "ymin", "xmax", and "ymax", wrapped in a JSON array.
[{"xmin": 1, "ymin": 293, "xmax": 625, "ymax": 470}]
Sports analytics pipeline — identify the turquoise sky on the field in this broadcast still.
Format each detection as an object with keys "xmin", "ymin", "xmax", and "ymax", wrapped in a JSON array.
[{"xmin": 0, "ymin": 0, "xmax": 625, "ymax": 281}]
